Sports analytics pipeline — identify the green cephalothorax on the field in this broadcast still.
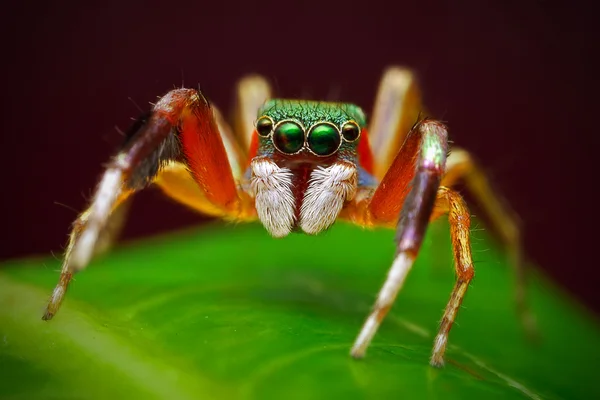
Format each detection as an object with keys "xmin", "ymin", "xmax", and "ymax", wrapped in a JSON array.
[{"xmin": 256, "ymin": 100, "xmax": 366, "ymax": 157}]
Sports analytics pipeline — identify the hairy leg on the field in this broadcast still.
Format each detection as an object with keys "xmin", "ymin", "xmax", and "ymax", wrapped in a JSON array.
[
  {"xmin": 44, "ymin": 89, "xmax": 249, "ymax": 320},
  {"xmin": 349, "ymin": 119, "xmax": 450, "ymax": 364},
  {"xmin": 441, "ymin": 148, "xmax": 536, "ymax": 337},
  {"xmin": 429, "ymin": 186, "xmax": 474, "ymax": 366}
]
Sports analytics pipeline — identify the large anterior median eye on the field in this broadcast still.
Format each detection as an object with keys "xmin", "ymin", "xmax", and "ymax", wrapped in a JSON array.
[
  {"xmin": 307, "ymin": 123, "xmax": 341, "ymax": 156},
  {"xmin": 273, "ymin": 121, "xmax": 305, "ymax": 154}
]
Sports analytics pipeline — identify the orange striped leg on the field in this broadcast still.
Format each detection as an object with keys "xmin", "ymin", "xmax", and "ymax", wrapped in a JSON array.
[
  {"xmin": 44, "ymin": 89, "xmax": 244, "ymax": 320},
  {"xmin": 429, "ymin": 186, "xmax": 474, "ymax": 367},
  {"xmin": 442, "ymin": 148, "xmax": 536, "ymax": 337},
  {"xmin": 350, "ymin": 119, "xmax": 449, "ymax": 361}
]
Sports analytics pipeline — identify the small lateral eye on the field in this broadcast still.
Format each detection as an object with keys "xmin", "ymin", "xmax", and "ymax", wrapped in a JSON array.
[
  {"xmin": 256, "ymin": 116, "xmax": 273, "ymax": 137},
  {"xmin": 341, "ymin": 121, "xmax": 360, "ymax": 142}
]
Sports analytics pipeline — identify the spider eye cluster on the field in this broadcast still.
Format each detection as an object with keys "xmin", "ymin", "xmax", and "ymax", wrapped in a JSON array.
[{"xmin": 255, "ymin": 116, "xmax": 361, "ymax": 157}]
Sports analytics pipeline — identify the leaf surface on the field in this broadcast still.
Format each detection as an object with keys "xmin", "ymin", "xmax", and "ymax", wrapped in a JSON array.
[{"xmin": 1, "ymin": 220, "xmax": 598, "ymax": 399}]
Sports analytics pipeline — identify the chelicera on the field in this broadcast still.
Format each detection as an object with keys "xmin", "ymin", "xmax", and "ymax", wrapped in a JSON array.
[{"xmin": 43, "ymin": 67, "xmax": 534, "ymax": 367}]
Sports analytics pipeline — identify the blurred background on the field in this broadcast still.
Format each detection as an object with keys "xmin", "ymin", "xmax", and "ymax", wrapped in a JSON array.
[{"xmin": 2, "ymin": 1, "xmax": 597, "ymax": 311}]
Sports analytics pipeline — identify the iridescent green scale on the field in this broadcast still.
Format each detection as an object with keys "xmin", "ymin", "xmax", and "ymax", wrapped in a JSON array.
[
  {"xmin": 259, "ymin": 100, "xmax": 367, "ymax": 128},
  {"xmin": 255, "ymin": 100, "xmax": 366, "ymax": 157}
]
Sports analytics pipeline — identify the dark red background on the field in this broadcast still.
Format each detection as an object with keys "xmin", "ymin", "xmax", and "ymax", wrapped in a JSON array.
[{"xmin": 2, "ymin": 2, "xmax": 598, "ymax": 311}]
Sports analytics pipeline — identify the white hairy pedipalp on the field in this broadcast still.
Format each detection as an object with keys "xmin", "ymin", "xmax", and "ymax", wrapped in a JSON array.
[
  {"xmin": 300, "ymin": 162, "xmax": 357, "ymax": 235},
  {"xmin": 250, "ymin": 158, "xmax": 296, "ymax": 238}
]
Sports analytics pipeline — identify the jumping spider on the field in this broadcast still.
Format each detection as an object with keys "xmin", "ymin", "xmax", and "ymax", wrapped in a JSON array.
[{"xmin": 43, "ymin": 67, "xmax": 533, "ymax": 367}]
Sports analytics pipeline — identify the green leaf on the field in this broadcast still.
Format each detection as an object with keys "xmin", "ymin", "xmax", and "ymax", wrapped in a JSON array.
[{"xmin": 1, "ymin": 220, "xmax": 598, "ymax": 399}]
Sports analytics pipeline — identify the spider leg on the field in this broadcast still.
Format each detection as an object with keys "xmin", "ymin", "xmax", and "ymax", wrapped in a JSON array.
[
  {"xmin": 44, "ymin": 89, "xmax": 252, "ymax": 320},
  {"xmin": 91, "ymin": 196, "xmax": 133, "ymax": 257},
  {"xmin": 153, "ymin": 160, "xmax": 233, "ymax": 217},
  {"xmin": 440, "ymin": 148, "xmax": 537, "ymax": 338},
  {"xmin": 369, "ymin": 67, "xmax": 423, "ymax": 180},
  {"xmin": 428, "ymin": 186, "xmax": 474, "ymax": 367},
  {"xmin": 349, "ymin": 119, "xmax": 452, "ymax": 365},
  {"xmin": 233, "ymin": 75, "xmax": 272, "ymax": 151}
]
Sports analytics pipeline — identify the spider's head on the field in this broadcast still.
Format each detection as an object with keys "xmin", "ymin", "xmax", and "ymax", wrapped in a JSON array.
[
  {"xmin": 253, "ymin": 99, "xmax": 366, "ymax": 165},
  {"xmin": 249, "ymin": 100, "xmax": 371, "ymax": 238}
]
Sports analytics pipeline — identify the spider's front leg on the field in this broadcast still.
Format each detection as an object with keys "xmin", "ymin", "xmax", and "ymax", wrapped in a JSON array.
[
  {"xmin": 43, "ymin": 89, "xmax": 248, "ymax": 320},
  {"xmin": 349, "ymin": 118, "xmax": 472, "ymax": 367}
]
